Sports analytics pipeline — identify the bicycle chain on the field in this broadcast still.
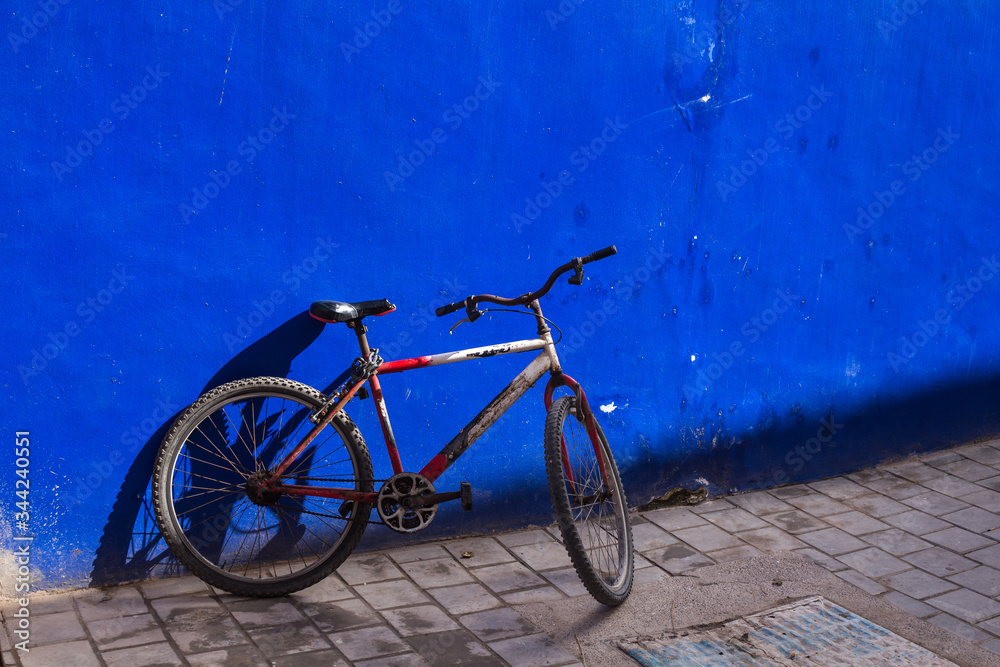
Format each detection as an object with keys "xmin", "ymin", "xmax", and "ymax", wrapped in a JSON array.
[
  {"xmin": 287, "ymin": 476, "xmax": 391, "ymax": 483},
  {"xmin": 291, "ymin": 501, "xmax": 387, "ymax": 526},
  {"xmin": 278, "ymin": 476, "xmax": 391, "ymax": 526}
]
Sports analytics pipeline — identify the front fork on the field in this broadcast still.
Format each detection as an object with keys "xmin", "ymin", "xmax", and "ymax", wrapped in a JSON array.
[{"xmin": 543, "ymin": 372, "xmax": 611, "ymax": 501}]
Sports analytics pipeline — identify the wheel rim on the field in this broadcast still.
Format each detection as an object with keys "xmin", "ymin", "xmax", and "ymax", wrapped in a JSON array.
[
  {"xmin": 164, "ymin": 391, "xmax": 363, "ymax": 583},
  {"xmin": 561, "ymin": 405, "xmax": 629, "ymax": 591}
]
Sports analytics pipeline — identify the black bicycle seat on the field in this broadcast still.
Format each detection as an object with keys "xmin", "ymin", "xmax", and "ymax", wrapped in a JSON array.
[{"xmin": 309, "ymin": 299, "xmax": 396, "ymax": 323}]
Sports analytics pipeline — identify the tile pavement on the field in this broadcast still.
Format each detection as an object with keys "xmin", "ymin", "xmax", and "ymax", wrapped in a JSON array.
[{"xmin": 7, "ymin": 439, "xmax": 1000, "ymax": 664}]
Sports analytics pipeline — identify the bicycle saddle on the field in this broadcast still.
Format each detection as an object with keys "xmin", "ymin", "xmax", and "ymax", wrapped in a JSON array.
[{"xmin": 309, "ymin": 299, "xmax": 396, "ymax": 323}]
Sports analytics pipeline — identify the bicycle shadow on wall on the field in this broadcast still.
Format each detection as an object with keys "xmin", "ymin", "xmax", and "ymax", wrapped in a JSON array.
[{"xmin": 90, "ymin": 311, "xmax": 329, "ymax": 586}]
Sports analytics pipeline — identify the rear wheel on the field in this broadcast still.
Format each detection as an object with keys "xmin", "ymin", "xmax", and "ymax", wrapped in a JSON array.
[
  {"xmin": 152, "ymin": 377, "xmax": 373, "ymax": 597},
  {"xmin": 544, "ymin": 395, "xmax": 633, "ymax": 605}
]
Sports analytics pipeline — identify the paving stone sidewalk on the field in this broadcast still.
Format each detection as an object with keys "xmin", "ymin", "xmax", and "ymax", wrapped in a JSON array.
[{"xmin": 7, "ymin": 438, "xmax": 1000, "ymax": 665}]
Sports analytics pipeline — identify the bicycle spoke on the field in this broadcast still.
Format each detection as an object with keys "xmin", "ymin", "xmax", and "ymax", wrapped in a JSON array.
[
  {"xmin": 249, "ymin": 399, "xmax": 261, "ymax": 471},
  {"xmin": 271, "ymin": 504, "xmax": 323, "ymax": 570},
  {"xmin": 240, "ymin": 509, "xmax": 263, "ymax": 577},
  {"xmin": 178, "ymin": 450, "xmax": 251, "ymax": 477},
  {"xmin": 214, "ymin": 498, "xmax": 256, "ymax": 568},
  {"xmin": 174, "ymin": 491, "xmax": 242, "ymax": 520},
  {"xmin": 272, "ymin": 394, "xmax": 285, "ymax": 452},
  {"xmin": 176, "ymin": 484, "xmax": 244, "ymax": 500},
  {"xmin": 179, "ymin": 468, "xmax": 246, "ymax": 488},
  {"xmin": 277, "ymin": 507, "xmax": 310, "ymax": 577},
  {"xmin": 191, "ymin": 419, "xmax": 250, "ymax": 476},
  {"xmin": 285, "ymin": 456, "xmax": 353, "ymax": 477},
  {"xmin": 257, "ymin": 508, "xmax": 282, "ymax": 578},
  {"xmin": 277, "ymin": 502, "xmax": 343, "ymax": 550},
  {"xmin": 223, "ymin": 400, "xmax": 262, "ymax": 472}
]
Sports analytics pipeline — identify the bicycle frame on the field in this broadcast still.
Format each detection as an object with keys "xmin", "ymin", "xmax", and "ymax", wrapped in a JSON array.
[{"xmin": 271, "ymin": 301, "xmax": 601, "ymax": 504}]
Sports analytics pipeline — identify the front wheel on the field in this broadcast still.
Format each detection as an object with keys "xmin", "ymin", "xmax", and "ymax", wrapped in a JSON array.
[
  {"xmin": 544, "ymin": 395, "xmax": 633, "ymax": 606},
  {"xmin": 152, "ymin": 377, "xmax": 374, "ymax": 597}
]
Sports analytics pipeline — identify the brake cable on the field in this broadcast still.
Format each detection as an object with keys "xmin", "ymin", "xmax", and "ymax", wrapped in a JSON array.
[{"xmin": 475, "ymin": 307, "xmax": 564, "ymax": 344}]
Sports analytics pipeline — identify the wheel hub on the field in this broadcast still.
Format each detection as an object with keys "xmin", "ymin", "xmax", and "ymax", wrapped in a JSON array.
[{"xmin": 245, "ymin": 470, "xmax": 283, "ymax": 507}]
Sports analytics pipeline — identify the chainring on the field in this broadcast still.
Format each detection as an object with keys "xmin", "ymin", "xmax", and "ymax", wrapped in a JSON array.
[{"xmin": 377, "ymin": 472, "xmax": 438, "ymax": 533}]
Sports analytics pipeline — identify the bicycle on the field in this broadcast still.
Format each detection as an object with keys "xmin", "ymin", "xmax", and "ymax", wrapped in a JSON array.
[{"xmin": 151, "ymin": 246, "xmax": 634, "ymax": 606}]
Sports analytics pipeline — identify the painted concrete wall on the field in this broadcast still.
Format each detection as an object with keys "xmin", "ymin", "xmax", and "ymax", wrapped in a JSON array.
[{"xmin": 2, "ymin": 0, "xmax": 999, "ymax": 591}]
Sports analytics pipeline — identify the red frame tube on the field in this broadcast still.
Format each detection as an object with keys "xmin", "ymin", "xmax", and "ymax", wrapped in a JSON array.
[
  {"xmin": 379, "ymin": 356, "xmax": 434, "ymax": 373},
  {"xmin": 268, "ymin": 345, "xmax": 566, "ymax": 502},
  {"xmin": 420, "ymin": 452, "xmax": 449, "ymax": 481},
  {"xmin": 369, "ymin": 374, "xmax": 404, "ymax": 474}
]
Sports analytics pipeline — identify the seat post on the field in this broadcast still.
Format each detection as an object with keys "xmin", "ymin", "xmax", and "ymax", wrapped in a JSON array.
[{"xmin": 349, "ymin": 321, "xmax": 372, "ymax": 357}]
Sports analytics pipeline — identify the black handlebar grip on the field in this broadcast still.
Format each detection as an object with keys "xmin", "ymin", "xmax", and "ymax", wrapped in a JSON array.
[
  {"xmin": 582, "ymin": 245, "xmax": 617, "ymax": 264},
  {"xmin": 435, "ymin": 300, "xmax": 465, "ymax": 317}
]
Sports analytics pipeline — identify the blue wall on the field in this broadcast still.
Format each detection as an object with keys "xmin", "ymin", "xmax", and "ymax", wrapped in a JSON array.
[{"xmin": 3, "ymin": 0, "xmax": 1000, "ymax": 590}]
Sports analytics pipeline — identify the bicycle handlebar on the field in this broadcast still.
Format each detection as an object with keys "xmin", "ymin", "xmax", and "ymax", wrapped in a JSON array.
[
  {"xmin": 434, "ymin": 245, "xmax": 617, "ymax": 317},
  {"xmin": 582, "ymin": 245, "xmax": 617, "ymax": 264},
  {"xmin": 435, "ymin": 300, "xmax": 465, "ymax": 317}
]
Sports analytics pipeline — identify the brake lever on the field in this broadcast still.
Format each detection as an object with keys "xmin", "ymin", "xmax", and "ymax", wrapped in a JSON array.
[
  {"xmin": 568, "ymin": 258, "xmax": 585, "ymax": 285},
  {"xmin": 450, "ymin": 302, "xmax": 484, "ymax": 334}
]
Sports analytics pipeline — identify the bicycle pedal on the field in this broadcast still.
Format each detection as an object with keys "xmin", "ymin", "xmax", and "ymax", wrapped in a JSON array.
[
  {"xmin": 338, "ymin": 500, "xmax": 354, "ymax": 518},
  {"xmin": 460, "ymin": 482, "xmax": 473, "ymax": 512}
]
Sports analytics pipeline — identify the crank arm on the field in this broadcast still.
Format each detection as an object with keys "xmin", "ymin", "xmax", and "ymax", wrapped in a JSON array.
[
  {"xmin": 413, "ymin": 482, "xmax": 473, "ymax": 511},
  {"xmin": 414, "ymin": 490, "xmax": 461, "ymax": 506}
]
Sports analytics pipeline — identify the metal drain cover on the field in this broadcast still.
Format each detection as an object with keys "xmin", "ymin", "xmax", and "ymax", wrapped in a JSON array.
[{"xmin": 618, "ymin": 596, "xmax": 957, "ymax": 666}]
